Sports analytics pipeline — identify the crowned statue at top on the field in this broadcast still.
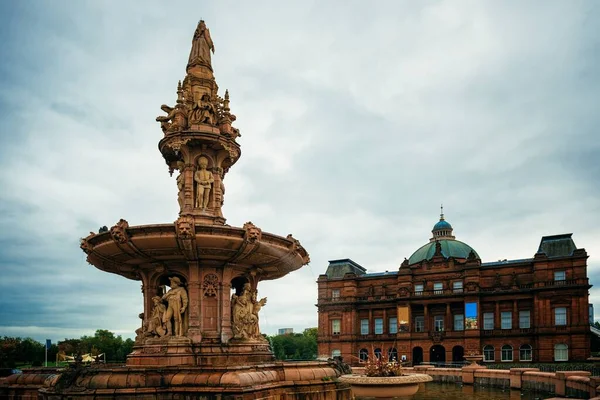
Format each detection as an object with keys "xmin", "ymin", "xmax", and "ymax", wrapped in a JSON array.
[{"xmin": 188, "ymin": 20, "xmax": 215, "ymax": 70}]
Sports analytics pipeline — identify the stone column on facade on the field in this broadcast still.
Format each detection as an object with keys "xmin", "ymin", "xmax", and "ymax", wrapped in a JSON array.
[
  {"xmin": 368, "ymin": 309, "xmax": 373, "ymax": 335},
  {"xmin": 187, "ymin": 261, "xmax": 202, "ymax": 342},
  {"xmin": 495, "ymin": 301, "xmax": 500, "ymax": 329},
  {"xmin": 383, "ymin": 308, "xmax": 387, "ymax": 334},
  {"xmin": 424, "ymin": 304, "xmax": 429, "ymax": 332},
  {"xmin": 446, "ymin": 303, "xmax": 452, "ymax": 332},
  {"xmin": 142, "ymin": 280, "xmax": 156, "ymax": 327},
  {"xmin": 513, "ymin": 300, "xmax": 518, "ymax": 330},
  {"xmin": 220, "ymin": 281, "xmax": 233, "ymax": 342},
  {"xmin": 213, "ymin": 167, "xmax": 224, "ymax": 218},
  {"xmin": 184, "ymin": 163, "xmax": 195, "ymax": 213}
]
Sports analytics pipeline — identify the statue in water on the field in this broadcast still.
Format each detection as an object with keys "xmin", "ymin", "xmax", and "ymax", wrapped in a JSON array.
[{"xmin": 188, "ymin": 20, "xmax": 215, "ymax": 69}]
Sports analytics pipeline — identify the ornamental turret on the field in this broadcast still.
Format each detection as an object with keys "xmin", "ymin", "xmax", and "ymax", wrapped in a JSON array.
[{"xmin": 156, "ymin": 20, "xmax": 241, "ymax": 225}]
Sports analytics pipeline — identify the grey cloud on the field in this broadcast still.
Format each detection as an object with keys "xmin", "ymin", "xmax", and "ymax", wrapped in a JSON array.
[{"xmin": 1, "ymin": 0, "xmax": 599, "ymax": 339}]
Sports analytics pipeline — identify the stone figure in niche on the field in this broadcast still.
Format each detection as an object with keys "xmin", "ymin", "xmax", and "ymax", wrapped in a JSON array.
[
  {"xmin": 146, "ymin": 296, "xmax": 167, "ymax": 337},
  {"xmin": 188, "ymin": 20, "xmax": 214, "ymax": 69},
  {"xmin": 176, "ymin": 161, "xmax": 185, "ymax": 210},
  {"xmin": 194, "ymin": 157, "xmax": 213, "ymax": 210},
  {"xmin": 161, "ymin": 277, "xmax": 189, "ymax": 337},
  {"xmin": 190, "ymin": 92, "xmax": 216, "ymax": 125},
  {"xmin": 231, "ymin": 283, "xmax": 267, "ymax": 340}
]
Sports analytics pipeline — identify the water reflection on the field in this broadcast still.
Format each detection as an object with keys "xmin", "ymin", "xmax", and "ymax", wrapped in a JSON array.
[{"xmin": 357, "ymin": 382, "xmax": 554, "ymax": 400}]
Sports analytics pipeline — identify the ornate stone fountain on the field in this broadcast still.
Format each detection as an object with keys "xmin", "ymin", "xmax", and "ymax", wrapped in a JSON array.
[
  {"xmin": 78, "ymin": 20, "xmax": 311, "ymax": 368},
  {"xmin": 13, "ymin": 21, "xmax": 351, "ymax": 399}
]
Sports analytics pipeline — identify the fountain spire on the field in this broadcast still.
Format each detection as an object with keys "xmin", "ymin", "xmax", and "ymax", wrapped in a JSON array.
[{"xmin": 156, "ymin": 20, "xmax": 240, "ymax": 225}]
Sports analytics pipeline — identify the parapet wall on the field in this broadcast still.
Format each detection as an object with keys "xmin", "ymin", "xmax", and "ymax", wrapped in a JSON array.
[{"xmin": 404, "ymin": 365, "xmax": 600, "ymax": 399}]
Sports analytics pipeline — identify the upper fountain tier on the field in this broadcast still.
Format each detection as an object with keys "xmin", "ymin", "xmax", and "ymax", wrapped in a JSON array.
[{"xmin": 156, "ymin": 20, "xmax": 241, "ymax": 226}]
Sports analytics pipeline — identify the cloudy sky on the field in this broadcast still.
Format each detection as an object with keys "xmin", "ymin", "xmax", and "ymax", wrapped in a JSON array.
[{"xmin": 0, "ymin": 0, "xmax": 599, "ymax": 344}]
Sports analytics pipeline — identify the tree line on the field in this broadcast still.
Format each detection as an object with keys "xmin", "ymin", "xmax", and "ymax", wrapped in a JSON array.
[
  {"xmin": 0, "ymin": 330, "xmax": 134, "ymax": 368},
  {"xmin": 0, "ymin": 327, "xmax": 319, "ymax": 367}
]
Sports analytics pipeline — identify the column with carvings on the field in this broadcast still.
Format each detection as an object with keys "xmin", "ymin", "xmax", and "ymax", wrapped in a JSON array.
[{"xmin": 187, "ymin": 261, "xmax": 202, "ymax": 342}]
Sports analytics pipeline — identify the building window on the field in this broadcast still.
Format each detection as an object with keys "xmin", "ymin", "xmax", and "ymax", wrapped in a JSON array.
[
  {"xmin": 360, "ymin": 319, "xmax": 369, "ymax": 335},
  {"xmin": 434, "ymin": 315, "xmax": 444, "ymax": 332},
  {"xmin": 434, "ymin": 282, "xmax": 443, "ymax": 294},
  {"xmin": 453, "ymin": 281, "xmax": 463, "ymax": 293},
  {"xmin": 519, "ymin": 310, "xmax": 531, "ymax": 329},
  {"xmin": 483, "ymin": 345, "xmax": 495, "ymax": 362},
  {"xmin": 414, "ymin": 284, "xmax": 424, "ymax": 295},
  {"xmin": 483, "ymin": 312, "xmax": 494, "ymax": 330},
  {"xmin": 359, "ymin": 348, "xmax": 368, "ymax": 363},
  {"xmin": 554, "ymin": 270, "xmax": 566, "ymax": 283},
  {"xmin": 331, "ymin": 349, "xmax": 341, "ymax": 358},
  {"xmin": 389, "ymin": 317, "xmax": 398, "ymax": 334},
  {"xmin": 501, "ymin": 311, "xmax": 512, "ymax": 330},
  {"xmin": 520, "ymin": 344, "xmax": 532, "ymax": 361},
  {"xmin": 554, "ymin": 344, "xmax": 568, "ymax": 361},
  {"xmin": 555, "ymin": 307, "xmax": 567, "ymax": 326},
  {"xmin": 331, "ymin": 319, "xmax": 341, "ymax": 335},
  {"xmin": 374, "ymin": 348, "xmax": 382, "ymax": 359},
  {"xmin": 331, "ymin": 289, "xmax": 340, "ymax": 300},
  {"xmin": 388, "ymin": 348, "xmax": 398, "ymax": 361},
  {"xmin": 415, "ymin": 316, "xmax": 424, "ymax": 332},
  {"xmin": 374, "ymin": 318, "xmax": 384, "ymax": 334},
  {"xmin": 501, "ymin": 345, "xmax": 513, "ymax": 362},
  {"xmin": 454, "ymin": 314, "xmax": 464, "ymax": 331}
]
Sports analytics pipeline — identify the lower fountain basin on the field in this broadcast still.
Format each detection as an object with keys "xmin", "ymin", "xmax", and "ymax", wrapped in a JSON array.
[{"xmin": 338, "ymin": 374, "xmax": 433, "ymax": 398}]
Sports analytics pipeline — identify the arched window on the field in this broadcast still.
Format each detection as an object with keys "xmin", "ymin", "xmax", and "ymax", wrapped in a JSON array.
[
  {"xmin": 374, "ymin": 348, "xmax": 382, "ymax": 359},
  {"xmin": 359, "ymin": 348, "xmax": 368, "ymax": 363},
  {"xmin": 519, "ymin": 344, "xmax": 532, "ymax": 361},
  {"xmin": 331, "ymin": 349, "xmax": 341, "ymax": 358},
  {"xmin": 388, "ymin": 347, "xmax": 398, "ymax": 361},
  {"xmin": 483, "ymin": 345, "xmax": 494, "ymax": 362},
  {"xmin": 554, "ymin": 344, "xmax": 568, "ymax": 361},
  {"xmin": 501, "ymin": 345, "xmax": 513, "ymax": 362}
]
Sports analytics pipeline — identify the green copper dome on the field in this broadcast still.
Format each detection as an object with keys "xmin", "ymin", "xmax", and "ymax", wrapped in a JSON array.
[{"xmin": 408, "ymin": 239, "xmax": 479, "ymax": 265}]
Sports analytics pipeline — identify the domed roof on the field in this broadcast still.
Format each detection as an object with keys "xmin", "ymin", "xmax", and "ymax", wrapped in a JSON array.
[
  {"xmin": 433, "ymin": 219, "xmax": 452, "ymax": 230},
  {"xmin": 408, "ymin": 239, "xmax": 479, "ymax": 265}
]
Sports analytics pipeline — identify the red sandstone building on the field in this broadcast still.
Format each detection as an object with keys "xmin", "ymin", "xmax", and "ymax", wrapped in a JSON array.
[{"xmin": 317, "ymin": 213, "xmax": 592, "ymax": 366}]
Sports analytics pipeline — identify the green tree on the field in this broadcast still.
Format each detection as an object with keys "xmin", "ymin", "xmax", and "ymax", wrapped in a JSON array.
[
  {"xmin": 0, "ymin": 337, "xmax": 20, "ymax": 368},
  {"xmin": 269, "ymin": 328, "xmax": 317, "ymax": 361}
]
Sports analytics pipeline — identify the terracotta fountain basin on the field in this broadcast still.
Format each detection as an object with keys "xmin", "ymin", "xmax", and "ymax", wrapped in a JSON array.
[{"xmin": 338, "ymin": 374, "xmax": 432, "ymax": 398}]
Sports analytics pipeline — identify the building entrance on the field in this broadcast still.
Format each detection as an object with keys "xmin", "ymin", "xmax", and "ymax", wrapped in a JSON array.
[{"xmin": 430, "ymin": 345, "xmax": 446, "ymax": 363}]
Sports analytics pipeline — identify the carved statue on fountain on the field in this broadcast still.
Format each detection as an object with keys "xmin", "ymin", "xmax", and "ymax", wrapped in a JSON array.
[
  {"xmin": 231, "ymin": 283, "xmax": 267, "ymax": 341},
  {"xmin": 156, "ymin": 82, "xmax": 188, "ymax": 134},
  {"xmin": 161, "ymin": 277, "xmax": 189, "ymax": 337},
  {"xmin": 188, "ymin": 20, "xmax": 214, "ymax": 70},
  {"xmin": 176, "ymin": 161, "xmax": 185, "ymax": 210},
  {"xmin": 195, "ymin": 156, "xmax": 213, "ymax": 210}
]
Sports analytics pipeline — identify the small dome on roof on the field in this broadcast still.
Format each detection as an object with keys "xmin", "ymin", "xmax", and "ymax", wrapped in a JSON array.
[{"xmin": 433, "ymin": 219, "xmax": 452, "ymax": 230}]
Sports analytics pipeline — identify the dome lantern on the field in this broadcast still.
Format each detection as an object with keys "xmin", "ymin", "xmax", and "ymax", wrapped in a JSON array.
[{"xmin": 430, "ymin": 204, "xmax": 455, "ymax": 242}]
